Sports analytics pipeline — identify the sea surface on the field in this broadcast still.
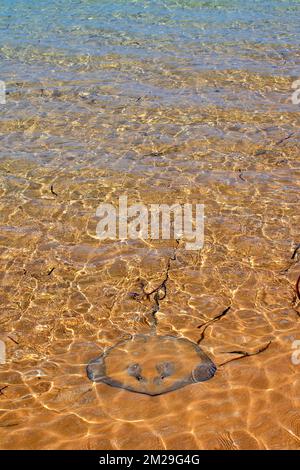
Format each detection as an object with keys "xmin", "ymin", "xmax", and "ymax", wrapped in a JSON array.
[{"xmin": 0, "ymin": 0, "xmax": 300, "ymax": 449}]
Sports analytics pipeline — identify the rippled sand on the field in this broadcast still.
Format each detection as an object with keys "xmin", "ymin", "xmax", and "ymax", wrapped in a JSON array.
[
  {"xmin": 1, "ymin": 1, "xmax": 300, "ymax": 450},
  {"xmin": 1, "ymin": 79, "xmax": 299, "ymax": 449}
]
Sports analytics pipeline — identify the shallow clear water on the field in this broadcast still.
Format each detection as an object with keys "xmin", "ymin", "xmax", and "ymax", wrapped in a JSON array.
[{"xmin": 0, "ymin": 0, "xmax": 300, "ymax": 450}]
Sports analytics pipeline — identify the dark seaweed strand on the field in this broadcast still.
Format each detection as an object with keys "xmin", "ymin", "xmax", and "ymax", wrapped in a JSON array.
[
  {"xmin": 254, "ymin": 132, "xmax": 294, "ymax": 157},
  {"xmin": 238, "ymin": 169, "xmax": 246, "ymax": 182},
  {"xmin": 0, "ymin": 385, "xmax": 8, "ymax": 396},
  {"xmin": 274, "ymin": 132, "xmax": 294, "ymax": 146},
  {"xmin": 279, "ymin": 243, "xmax": 300, "ymax": 274},
  {"xmin": 141, "ymin": 240, "xmax": 180, "ymax": 331},
  {"xmin": 218, "ymin": 341, "xmax": 272, "ymax": 367},
  {"xmin": 197, "ymin": 306, "xmax": 231, "ymax": 345},
  {"xmin": 7, "ymin": 336, "xmax": 19, "ymax": 345},
  {"xmin": 291, "ymin": 243, "xmax": 300, "ymax": 260},
  {"xmin": 50, "ymin": 185, "xmax": 58, "ymax": 196},
  {"xmin": 296, "ymin": 274, "xmax": 300, "ymax": 301}
]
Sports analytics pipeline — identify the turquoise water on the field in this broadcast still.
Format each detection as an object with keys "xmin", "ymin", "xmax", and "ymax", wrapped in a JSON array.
[
  {"xmin": 0, "ymin": 1, "xmax": 299, "ymax": 167},
  {"xmin": 0, "ymin": 0, "xmax": 299, "ymax": 129},
  {"xmin": 1, "ymin": 0, "xmax": 300, "ymax": 80}
]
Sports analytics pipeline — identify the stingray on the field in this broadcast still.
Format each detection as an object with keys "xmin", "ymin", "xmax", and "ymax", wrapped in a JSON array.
[
  {"xmin": 86, "ymin": 243, "xmax": 272, "ymax": 395},
  {"xmin": 87, "ymin": 334, "xmax": 216, "ymax": 396}
]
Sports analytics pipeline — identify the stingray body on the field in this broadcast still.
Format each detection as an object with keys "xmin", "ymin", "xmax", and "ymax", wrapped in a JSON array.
[{"xmin": 87, "ymin": 334, "xmax": 216, "ymax": 396}]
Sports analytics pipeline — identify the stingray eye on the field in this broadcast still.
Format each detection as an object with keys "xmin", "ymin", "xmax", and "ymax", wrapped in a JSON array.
[
  {"xmin": 156, "ymin": 361, "xmax": 174, "ymax": 379},
  {"xmin": 127, "ymin": 363, "xmax": 144, "ymax": 382}
]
